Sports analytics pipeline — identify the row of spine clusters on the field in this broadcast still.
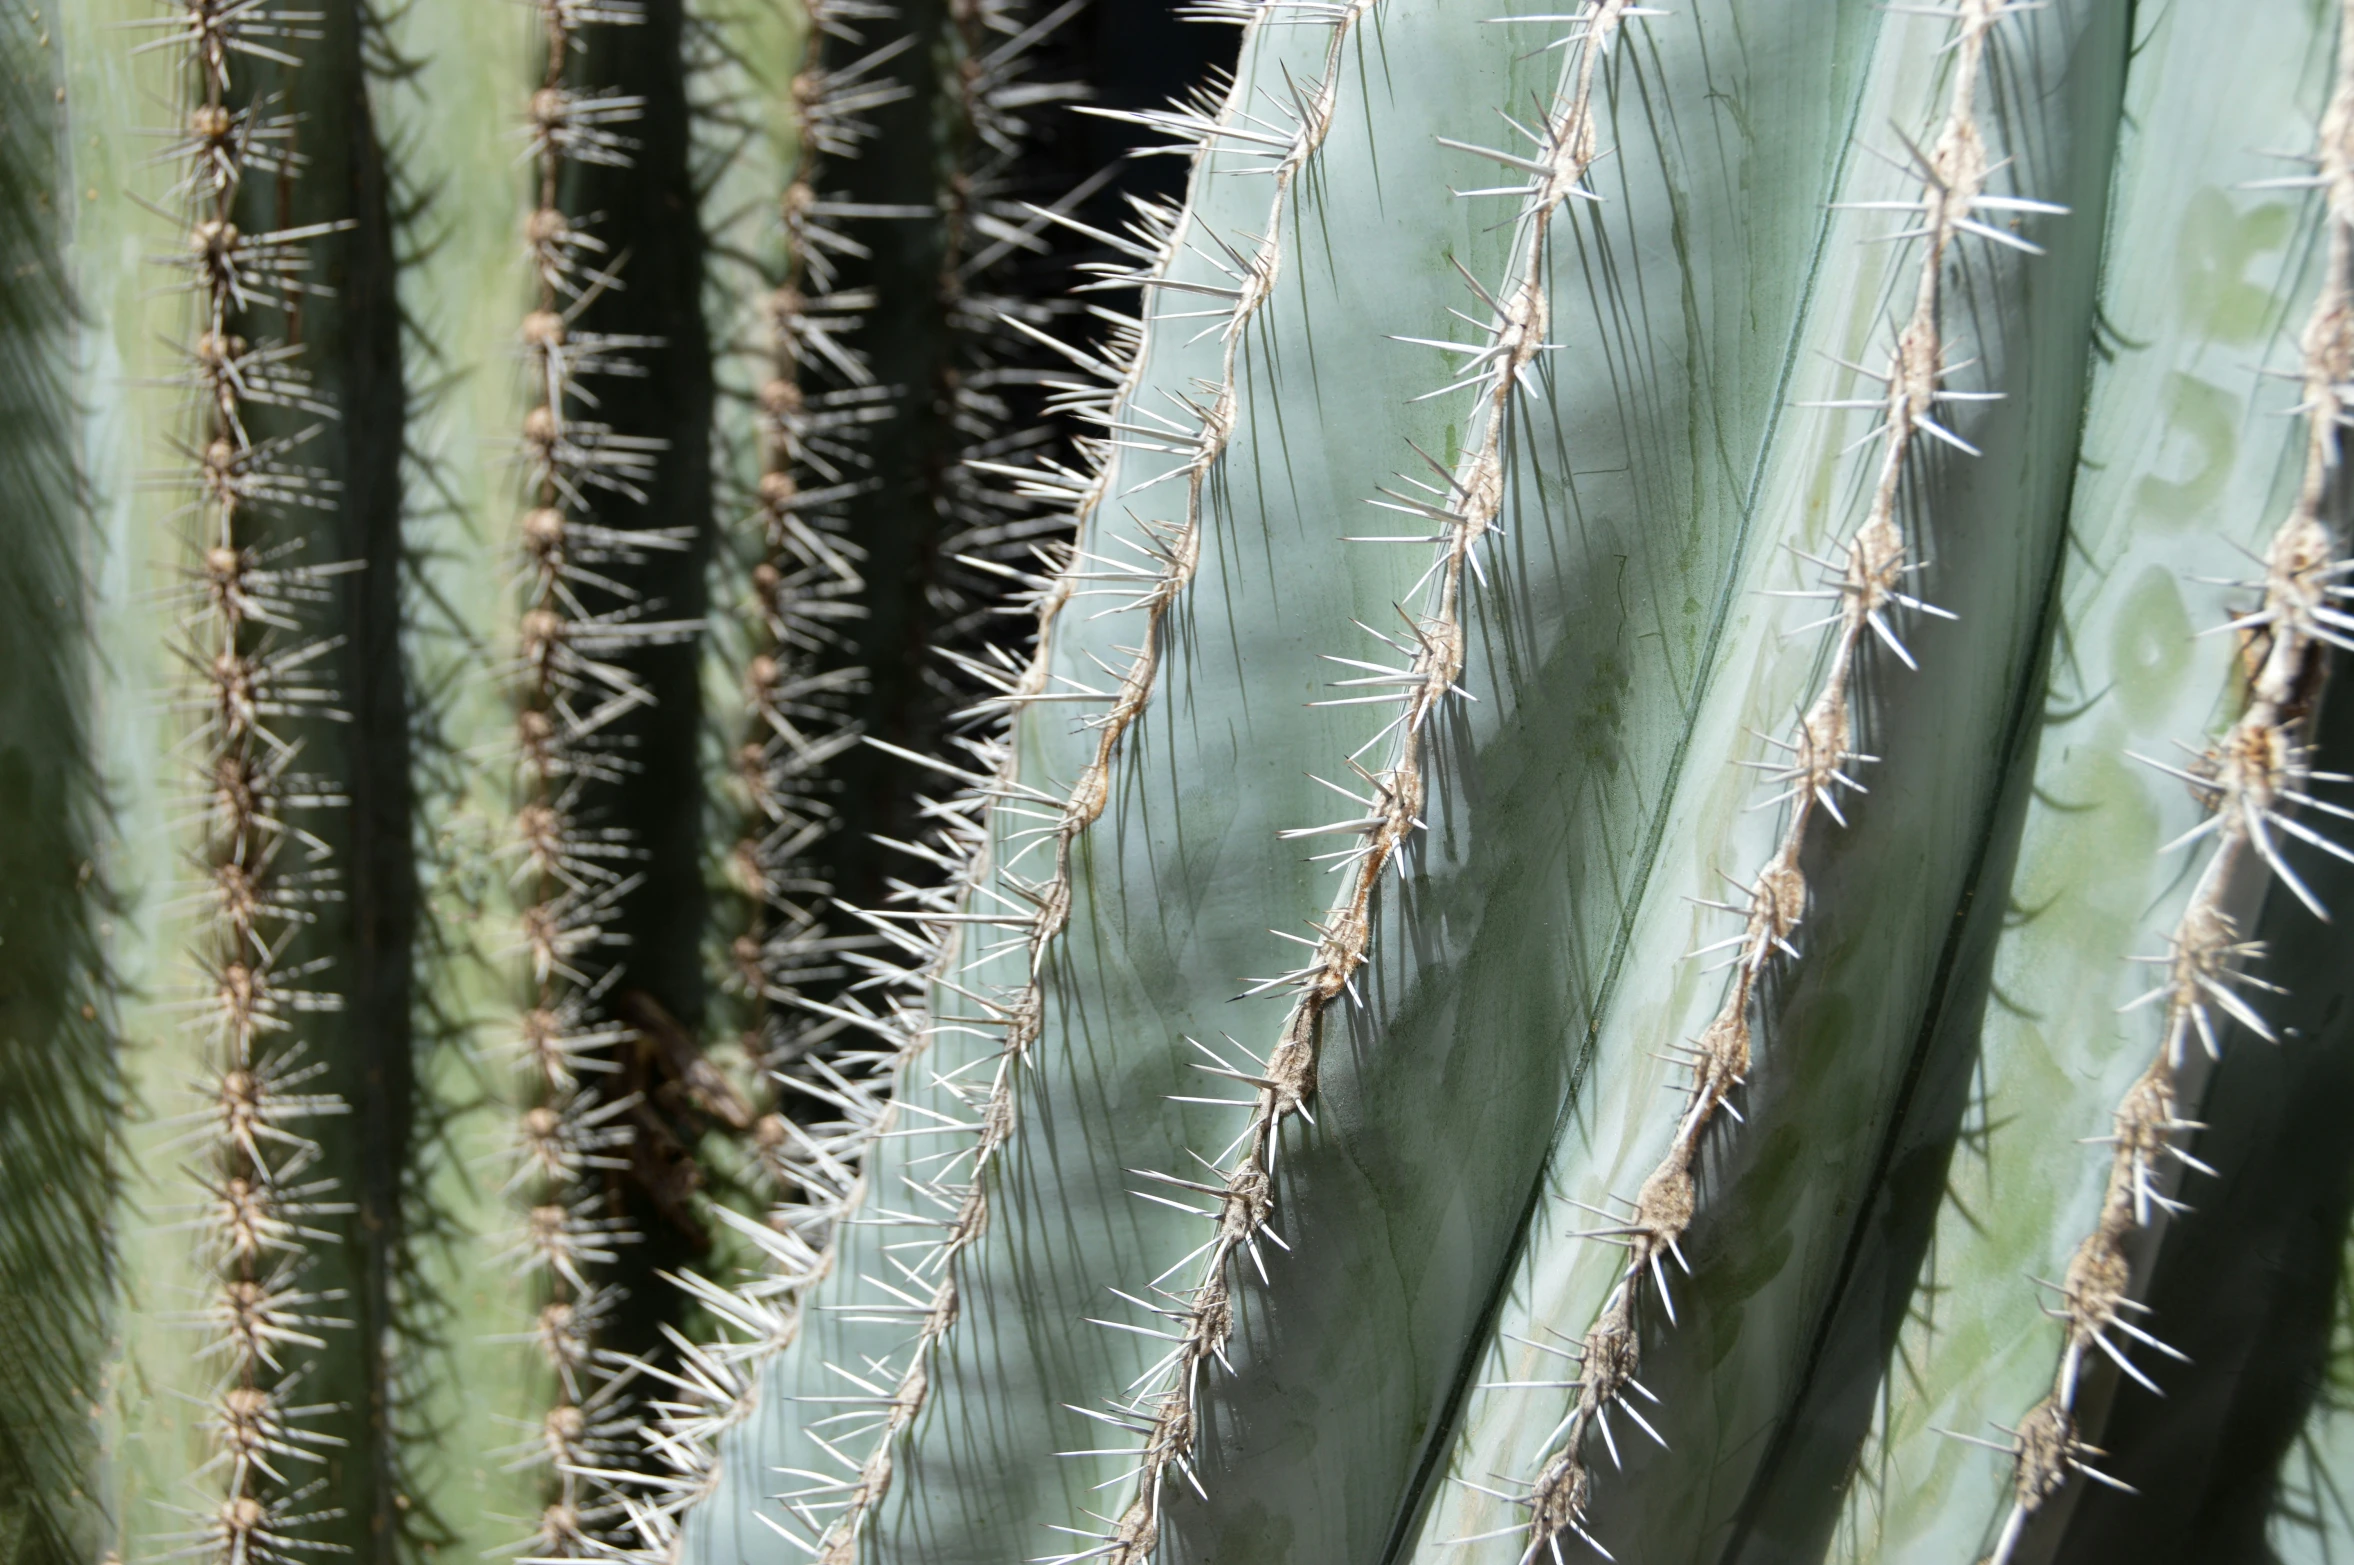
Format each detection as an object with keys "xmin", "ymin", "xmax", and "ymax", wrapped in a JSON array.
[
  {"xmin": 714, "ymin": 0, "xmax": 888, "ymax": 1127},
  {"xmin": 1512, "ymin": 0, "xmax": 2039, "ymax": 1553},
  {"xmin": 624, "ymin": 0, "xmax": 1117, "ymax": 1554},
  {"xmin": 605, "ymin": 0, "xmax": 909, "ymax": 1542},
  {"xmin": 1986, "ymin": 4, "xmax": 2354, "ymax": 1557},
  {"xmin": 504, "ymin": 1, "xmax": 685, "ymax": 1556},
  {"xmin": 143, "ymin": 4, "xmax": 358, "ymax": 1563}
]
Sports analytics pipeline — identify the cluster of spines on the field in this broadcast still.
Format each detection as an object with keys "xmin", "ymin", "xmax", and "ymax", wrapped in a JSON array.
[
  {"xmin": 1446, "ymin": 2, "xmax": 2050, "ymax": 1556},
  {"xmin": 127, "ymin": 4, "xmax": 362, "ymax": 1562},
  {"xmin": 1969, "ymin": 3, "xmax": 2354, "ymax": 1555},
  {"xmin": 499, "ymin": 3, "xmax": 697, "ymax": 1558}
]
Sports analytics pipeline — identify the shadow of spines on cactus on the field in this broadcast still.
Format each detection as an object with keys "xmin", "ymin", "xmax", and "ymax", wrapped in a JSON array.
[{"xmin": 0, "ymin": 8, "xmax": 122, "ymax": 1564}]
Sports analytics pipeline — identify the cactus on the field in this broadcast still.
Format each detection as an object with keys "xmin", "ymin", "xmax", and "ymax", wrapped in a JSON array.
[{"xmin": 10, "ymin": 1, "xmax": 2354, "ymax": 1564}]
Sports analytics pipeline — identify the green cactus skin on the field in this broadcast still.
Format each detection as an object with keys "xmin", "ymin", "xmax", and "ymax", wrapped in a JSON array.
[
  {"xmin": 368, "ymin": 0, "xmax": 561, "ymax": 1553},
  {"xmin": 686, "ymin": 0, "xmax": 875, "ymax": 1204},
  {"xmin": 1786, "ymin": 7, "xmax": 2350, "ymax": 1564},
  {"xmin": 1416, "ymin": 5, "xmax": 2131, "ymax": 1561}
]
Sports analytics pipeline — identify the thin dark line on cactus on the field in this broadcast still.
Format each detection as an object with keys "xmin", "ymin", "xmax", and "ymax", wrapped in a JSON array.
[
  {"xmin": 1381, "ymin": 1114, "xmax": 1560, "ymax": 1565},
  {"xmin": 1459, "ymin": 2, "xmax": 2058, "ymax": 1556},
  {"xmin": 1973, "ymin": 3, "xmax": 2354, "ymax": 1555},
  {"xmin": 1079, "ymin": 4, "xmax": 1642, "ymax": 1561}
]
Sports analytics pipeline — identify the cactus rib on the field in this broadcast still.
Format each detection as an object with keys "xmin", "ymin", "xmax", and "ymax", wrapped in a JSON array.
[
  {"xmin": 1068, "ymin": 4, "xmax": 1632, "ymax": 1559},
  {"xmin": 712, "ymin": 0, "xmax": 895, "ymax": 1083},
  {"xmin": 755, "ymin": 35, "xmax": 1315, "ymax": 1560},
  {"xmin": 1499, "ymin": 0, "xmax": 2049, "ymax": 1553},
  {"xmin": 704, "ymin": 8, "xmax": 1383, "ymax": 1557},
  {"xmin": 502, "ymin": 1, "xmax": 697, "ymax": 1554},
  {"xmin": 580, "ymin": 0, "xmax": 909, "ymax": 1543},
  {"xmin": 1978, "ymin": 5, "xmax": 2354, "ymax": 1556},
  {"xmin": 129, "ymin": 3, "xmax": 369, "ymax": 1559}
]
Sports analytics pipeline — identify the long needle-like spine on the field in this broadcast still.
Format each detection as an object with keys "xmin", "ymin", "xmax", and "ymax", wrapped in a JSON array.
[{"xmin": 1977, "ymin": 4, "xmax": 2354, "ymax": 1556}]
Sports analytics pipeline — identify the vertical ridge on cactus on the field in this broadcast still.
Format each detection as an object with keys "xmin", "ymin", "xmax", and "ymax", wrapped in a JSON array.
[
  {"xmin": 113, "ymin": 4, "xmax": 373, "ymax": 1562},
  {"xmin": 1091, "ymin": 5, "xmax": 1635, "ymax": 1556},
  {"xmin": 18, "ymin": 3, "xmax": 2354, "ymax": 1565}
]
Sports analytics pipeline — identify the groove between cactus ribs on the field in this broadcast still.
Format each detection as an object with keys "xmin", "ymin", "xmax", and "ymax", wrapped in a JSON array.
[
  {"xmin": 1971, "ymin": 4, "xmax": 2354, "ymax": 1556},
  {"xmin": 501, "ymin": 2, "xmax": 698, "ymax": 1557},
  {"xmin": 1059, "ymin": 6, "xmax": 1646, "ymax": 1561},
  {"xmin": 131, "ymin": 3, "xmax": 362, "ymax": 1559},
  {"xmin": 1456, "ymin": 2, "xmax": 2057, "ymax": 1556}
]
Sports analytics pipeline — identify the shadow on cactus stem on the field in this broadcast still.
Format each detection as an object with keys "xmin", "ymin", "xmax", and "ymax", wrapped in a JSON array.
[{"xmin": 0, "ymin": 9, "xmax": 122, "ymax": 1564}]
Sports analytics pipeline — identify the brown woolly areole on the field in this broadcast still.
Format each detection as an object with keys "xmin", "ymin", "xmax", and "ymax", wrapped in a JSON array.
[
  {"xmin": 1977, "ymin": 3, "xmax": 2354, "ymax": 1559},
  {"xmin": 1496, "ymin": 1, "xmax": 2050, "ymax": 1556}
]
